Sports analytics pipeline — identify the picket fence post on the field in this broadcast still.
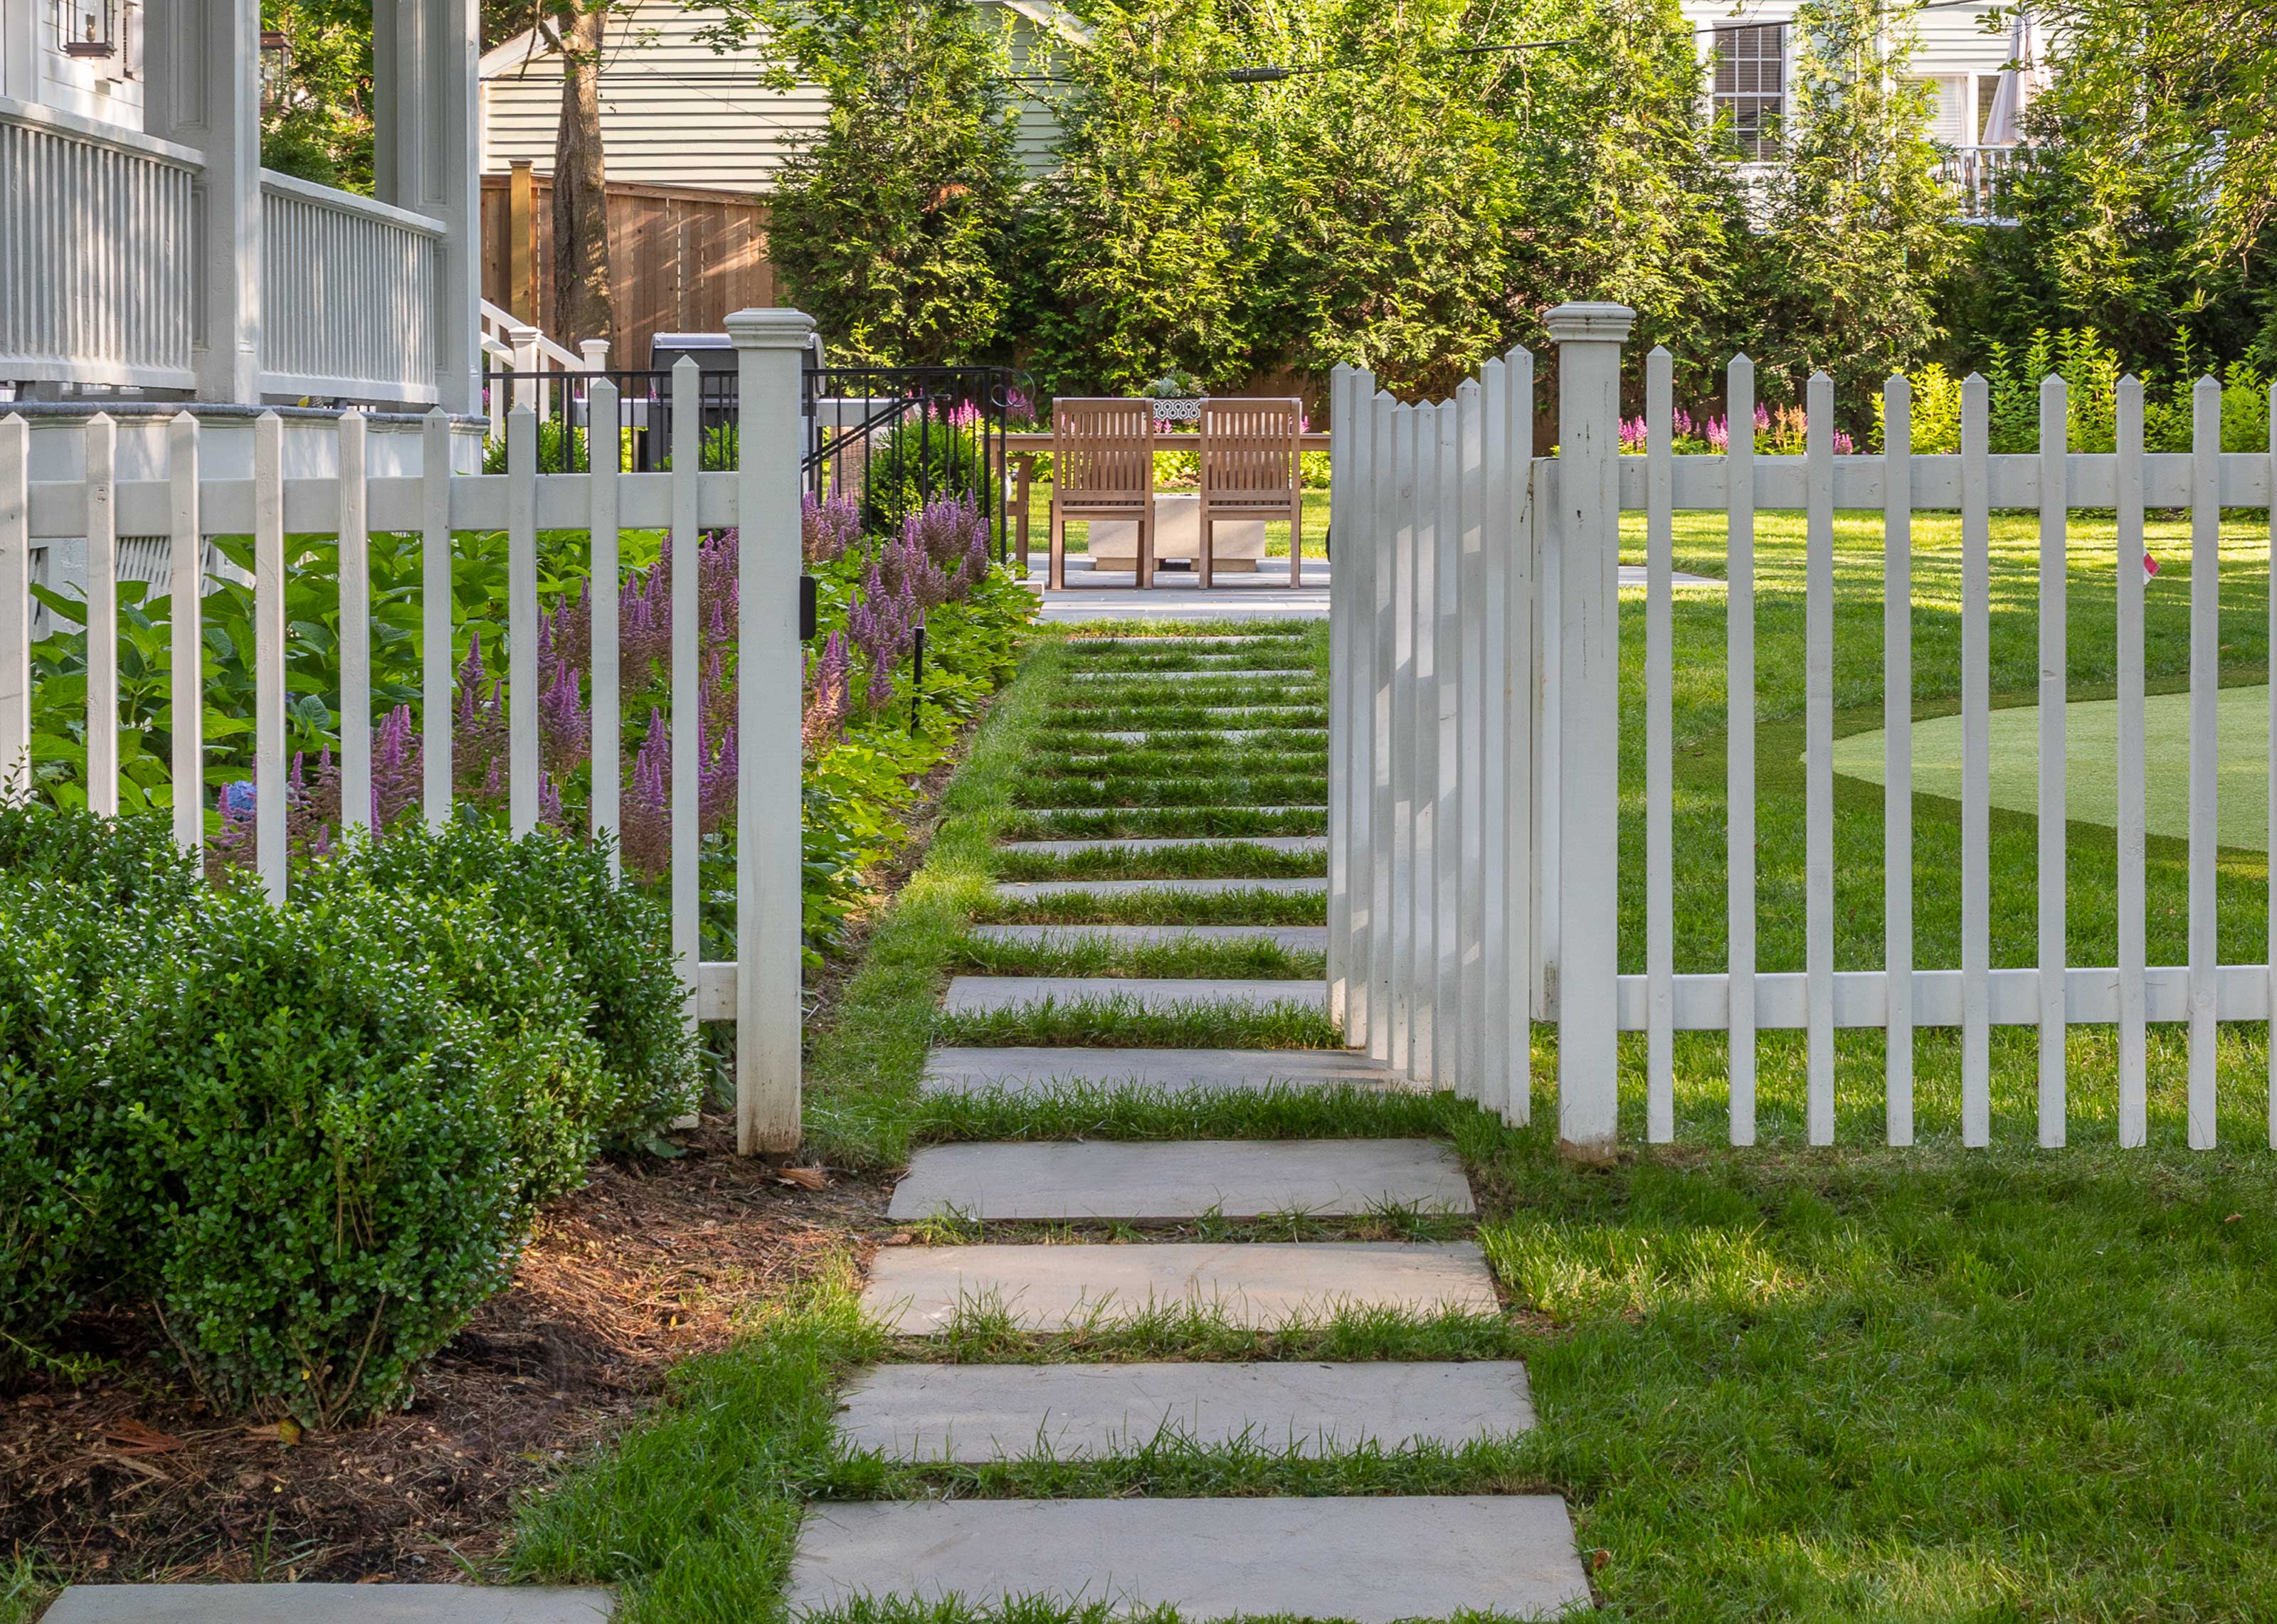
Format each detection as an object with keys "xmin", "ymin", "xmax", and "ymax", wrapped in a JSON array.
[
  {"xmin": 0, "ymin": 416, "xmax": 26, "ymax": 804},
  {"xmin": 1326, "ymin": 363, "xmax": 1356, "ymax": 1038},
  {"xmin": 1545, "ymin": 301, "xmax": 1632, "ymax": 1159},
  {"xmin": 728, "ymin": 306, "xmax": 816, "ymax": 1157}
]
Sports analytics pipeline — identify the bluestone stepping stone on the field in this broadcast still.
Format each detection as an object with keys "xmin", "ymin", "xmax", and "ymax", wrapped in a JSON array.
[
  {"xmin": 786, "ymin": 1495, "xmax": 1590, "ymax": 1622},
  {"xmin": 995, "ymin": 834, "xmax": 1326, "ymax": 857},
  {"xmin": 41, "ymin": 1587, "xmax": 612, "ymax": 1623},
  {"xmin": 941, "ymin": 975, "xmax": 1326, "ymax": 1014},
  {"xmin": 993, "ymin": 876, "xmax": 1325, "ymax": 901},
  {"xmin": 887, "ymin": 1138, "xmax": 1473, "ymax": 1221},
  {"xmin": 862, "ymin": 1241, "xmax": 1499, "ymax": 1333},
  {"xmin": 970, "ymin": 923, "xmax": 1328, "ymax": 950},
  {"xmin": 834, "ymin": 1359, "xmax": 1533, "ymax": 1460},
  {"xmin": 921, "ymin": 1045, "xmax": 1409, "ymax": 1095},
  {"xmin": 1062, "ymin": 667, "xmax": 1318, "ymax": 681}
]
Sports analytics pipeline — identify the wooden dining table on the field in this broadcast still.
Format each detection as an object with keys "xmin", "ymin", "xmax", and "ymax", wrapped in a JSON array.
[{"xmin": 1002, "ymin": 429, "xmax": 1331, "ymax": 570}]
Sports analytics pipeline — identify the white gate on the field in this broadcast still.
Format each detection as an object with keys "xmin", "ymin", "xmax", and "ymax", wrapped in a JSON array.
[{"xmin": 1326, "ymin": 302, "xmax": 2277, "ymax": 1155}]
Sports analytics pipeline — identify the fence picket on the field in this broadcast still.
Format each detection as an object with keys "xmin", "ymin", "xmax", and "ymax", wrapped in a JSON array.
[
  {"xmin": 2115, "ymin": 376, "xmax": 2147, "ymax": 1147},
  {"xmin": 1388, "ymin": 400, "xmax": 1416, "ymax": 1069},
  {"xmin": 1345, "ymin": 368, "xmax": 1378, "ymax": 1054},
  {"xmin": 2037, "ymin": 378, "xmax": 2068, "ymax": 1145},
  {"xmin": 1726, "ymin": 355, "xmax": 1758, "ymax": 1145},
  {"xmin": 1480, "ymin": 356, "xmax": 1511, "ymax": 1118},
  {"xmin": 2269, "ymin": 381, "xmax": 2277, "ymax": 1150},
  {"xmin": 84, "ymin": 413, "xmax": 116, "ymax": 817},
  {"xmin": 589, "ymin": 376, "xmax": 621, "ymax": 872},
  {"xmin": 1805, "ymin": 372, "xmax": 1835, "ymax": 1145},
  {"xmin": 1457, "ymin": 378, "xmax": 1487, "ymax": 1098},
  {"xmin": 1328, "ymin": 365, "xmax": 1355, "ymax": 1035},
  {"xmin": 168, "ymin": 412, "xmax": 201, "ymax": 850},
  {"xmin": 1960, "ymin": 373, "xmax": 1992, "ymax": 1145},
  {"xmin": 1370, "ymin": 388, "xmax": 1398, "ymax": 1067},
  {"xmin": 670, "ymin": 357, "xmax": 702, "ymax": 1041},
  {"xmin": 2187, "ymin": 375, "xmax": 2220, "ymax": 1149},
  {"xmin": 1411, "ymin": 400, "xmax": 1439, "ymax": 1083},
  {"xmin": 254, "ymin": 412, "xmax": 287, "ymax": 903},
  {"xmin": 0, "ymin": 417, "xmax": 24, "ymax": 802},
  {"xmin": 1504, "ymin": 349, "xmax": 1536, "ymax": 1125},
  {"xmin": 1882, "ymin": 377, "xmax": 1914, "ymax": 1145},
  {"xmin": 338, "ymin": 409, "xmax": 370, "ymax": 834},
  {"xmin": 421, "ymin": 408, "xmax": 453, "ymax": 827},
  {"xmin": 1435, "ymin": 393, "xmax": 1464, "ymax": 1093},
  {"xmin": 1645, "ymin": 346, "xmax": 1675, "ymax": 1142},
  {"xmin": 506, "ymin": 404, "xmax": 539, "ymax": 834}
]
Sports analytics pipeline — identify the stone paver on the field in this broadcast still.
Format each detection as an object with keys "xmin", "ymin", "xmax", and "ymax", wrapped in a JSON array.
[
  {"xmin": 996, "ymin": 834, "xmax": 1326, "ymax": 858},
  {"xmin": 887, "ymin": 1138, "xmax": 1473, "ymax": 1221},
  {"xmin": 42, "ymin": 1587, "xmax": 612, "ymax": 1623},
  {"xmin": 921, "ymin": 1045, "xmax": 1410, "ymax": 1095},
  {"xmin": 1060, "ymin": 667, "xmax": 1319, "ymax": 682},
  {"xmin": 1017, "ymin": 804, "xmax": 1326, "ymax": 819},
  {"xmin": 1028, "ymin": 568, "xmax": 1331, "ymax": 625},
  {"xmin": 861, "ymin": 1241, "xmax": 1500, "ymax": 1333},
  {"xmin": 993, "ymin": 876, "xmax": 1325, "ymax": 901},
  {"xmin": 941, "ymin": 975, "xmax": 1326, "ymax": 1014},
  {"xmin": 834, "ymin": 1359, "xmax": 1533, "ymax": 1460},
  {"xmin": 787, "ymin": 1495, "xmax": 1590, "ymax": 1621},
  {"xmin": 969, "ymin": 923, "xmax": 1328, "ymax": 951}
]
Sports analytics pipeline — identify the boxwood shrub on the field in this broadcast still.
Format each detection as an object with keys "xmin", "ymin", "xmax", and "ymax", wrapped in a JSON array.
[{"xmin": 0, "ymin": 807, "xmax": 699, "ymax": 1423}]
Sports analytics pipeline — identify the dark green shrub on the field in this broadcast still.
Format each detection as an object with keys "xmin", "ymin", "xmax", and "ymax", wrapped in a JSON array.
[
  {"xmin": 110, "ymin": 884, "xmax": 528, "ymax": 1427},
  {"xmin": 331, "ymin": 818, "xmax": 699, "ymax": 1146}
]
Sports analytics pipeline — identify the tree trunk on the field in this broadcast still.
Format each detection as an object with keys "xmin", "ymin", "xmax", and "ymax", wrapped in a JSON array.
[{"xmin": 551, "ymin": 7, "xmax": 616, "ymax": 359}]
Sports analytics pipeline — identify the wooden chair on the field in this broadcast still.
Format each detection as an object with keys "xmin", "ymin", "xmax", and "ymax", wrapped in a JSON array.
[
  {"xmin": 1050, "ymin": 399, "xmax": 1157, "ymax": 590},
  {"xmin": 1197, "ymin": 398, "xmax": 1304, "ymax": 588}
]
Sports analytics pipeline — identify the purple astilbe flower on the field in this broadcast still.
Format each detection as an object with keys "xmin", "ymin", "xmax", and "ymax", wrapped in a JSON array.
[
  {"xmin": 1620, "ymin": 415, "xmax": 1649, "ymax": 451},
  {"xmin": 620, "ymin": 708, "xmax": 670, "ymax": 877},
  {"xmin": 803, "ymin": 630, "xmax": 851, "ymax": 755},
  {"xmin": 1833, "ymin": 428, "xmax": 1856, "ymax": 456},
  {"xmin": 1754, "ymin": 403, "xmax": 1773, "ymax": 433},
  {"xmin": 537, "ymin": 770, "xmax": 564, "ymax": 829},
  {"xmin": 1705, "ymin": 416, "xmax": 1730, "ymax": 452},
  {"xmin": 372, "ymin": 703, "xmax": 422, "ymax": 830},
  {"xmin": 845, "ymin": 578, "xmax": 916, "ymax": 713},
  {"xmin": 698, "ymin": 715, "xmax": 736, "ymax": 836},
  {"xmin": 539, "ymin": 653, "xmax": 591, "ymax": 775},
  {"xmin": 802, "ymin": 490, "xmax": 861, "ymax": 563},
  {"xmin": 1673, "ymin": 406, "xmax": 1696, "ymax": 439},
  {"xmin": 454, "ymin": 632, "xmax": 511, "ymax": 807}
]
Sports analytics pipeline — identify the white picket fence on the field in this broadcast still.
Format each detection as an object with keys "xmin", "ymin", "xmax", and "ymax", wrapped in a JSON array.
[
  {"xmin": 1326, "ymin": 301, "xmax": 2277, "ymax": 1154},
  {"xmin": 0, "ymin": 308, "xmax": 816, "ymax": 1156}
]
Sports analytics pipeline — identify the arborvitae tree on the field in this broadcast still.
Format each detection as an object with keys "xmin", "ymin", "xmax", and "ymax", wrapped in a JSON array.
[
  {"xmin": 1015, "ymin": 0, "xmax": 1263, "ymax": 396},
  {"xmin": 1733, "ymin": 0, "xmax": 1955, "ymax": 401},
  {"xmin": 714, "ymin": 0, "xmax": 1023, "ymax": 365}
]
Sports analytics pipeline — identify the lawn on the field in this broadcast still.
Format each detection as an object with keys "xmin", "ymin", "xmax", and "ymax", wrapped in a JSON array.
[
  {"xmin": 507, "ymin": 612, "xmax": 2277, "ymax": 1623},
  {"xmin": 1616, "ymin": 506, "xmax": 2277, "ymax": 1148}
]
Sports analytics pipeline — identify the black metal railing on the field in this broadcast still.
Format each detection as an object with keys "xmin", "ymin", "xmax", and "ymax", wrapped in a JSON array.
[{"xmin": 483, "ymin": 358, "xmax": 1033, "ymax": 561}]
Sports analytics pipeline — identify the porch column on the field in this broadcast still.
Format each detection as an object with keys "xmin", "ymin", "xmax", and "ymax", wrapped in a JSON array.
[
  {"xmin": 374, "ymin": 0, "xmax": 482, "ymax": 415},
  {"xmin": 142, "ymin": 0, "xmax": 261, "ymax": 403}
]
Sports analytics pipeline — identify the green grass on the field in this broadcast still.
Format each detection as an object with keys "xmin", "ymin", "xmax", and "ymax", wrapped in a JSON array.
[
  {"xmin": 975, "ymin": 889, "xmax": 1327, "ymax": 926},
  {"xmin": 1040, "ymin": 704, "xmax": 1329, "ymax": 730},
  {"xmin": 998, "ymin": 807, "xmax": 1326, "ymax": 839},
  {"xmin": 949, "ymin": 931, "xmax": 1325, "ymax": 980},
  {"xmin": 1012, "ymin": 776, "xmax": 1330, "ymax": 809},
  {"xmin": 0, "ymin": 1559, "xmax": 55, "ymax": 1624},
  {"xmin": 934, "ymin": 994, "xmax": 1341, "ymax": 1052},
  {"xmin": 991, "ymin": 844, "xmax": 1326, "ymax": 883}
]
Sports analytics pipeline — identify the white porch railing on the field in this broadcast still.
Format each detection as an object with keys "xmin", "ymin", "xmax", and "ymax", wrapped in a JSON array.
[
  {"xmin": 0, "ymin": 311, "xmax": 816, "ymax": 1153},
  {"xmin": 0, "ymin": 95, "xmax": 199, "ymax": 390},
  {"xmin": 1938, "ymin": 144, "xmax": 2024, "ymax": 225},
  {"xmin": 1326, "ymin": 305, "xmax": 2277, "ymax": 1155},
  {"xmin": 259, "ymin": 171, "xmax": 445, "ymax": 405}
]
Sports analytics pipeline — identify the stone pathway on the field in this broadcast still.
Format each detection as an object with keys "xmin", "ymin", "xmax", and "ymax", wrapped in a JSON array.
[
  {"xmin": 40, "ymin": 1587, "xmax": 613, "ymax": 1623},
  {"xmin": 803, "ymin": 624, "xmax": 1589, "ymax": 1619}
]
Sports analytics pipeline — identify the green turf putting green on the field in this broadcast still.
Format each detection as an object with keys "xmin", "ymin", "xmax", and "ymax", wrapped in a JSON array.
[{"xmin": 1828, "ymin": 684, "xmax": 2273, "ymax": 851}]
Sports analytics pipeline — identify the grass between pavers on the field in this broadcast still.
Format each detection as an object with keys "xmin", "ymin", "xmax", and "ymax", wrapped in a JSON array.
[
  {"xmin": 1013, "ymin": 776, "xmax": 1331, "ymax": 809},
  {"xmin": 0, "ymin": 1558, "xmax": 53, "ymax": 1624},
  {"xmin": 948, "ymin": 932, "xmax": 1325, "ymax": 981},
  {"xmin": 998, "ymin": 807, "xmax": 1328, "ymax": 839},
  {"xmin": 1040, "ymin": 703, "xmax": 1329, "ymax": 728},
  {"xmin": 990, "ymin": 844, "xmax": 1327, "ymax": 883},
  {"xmin": 973, "ymin": 890, "xmax": 1327, "ymax": 926},
  {"xmin": 933, "ymin": 995, "xmax": 1340, "ymax": 1053},
  {"xmin": 889, "ymin": 1206, "xmax": 1478, "ymax": 1246}
]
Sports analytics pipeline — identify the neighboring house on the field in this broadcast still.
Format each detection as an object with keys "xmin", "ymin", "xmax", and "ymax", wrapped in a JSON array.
[
  {"xmin": 476, "ymin": 0, "xmax": 1082, "ymax": 190},
  {"xmin": 1685, "ymin": 0, "xmax": 2039, "ymax": 221}
]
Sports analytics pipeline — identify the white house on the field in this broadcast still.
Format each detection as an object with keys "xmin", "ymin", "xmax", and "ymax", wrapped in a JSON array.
[{"xmin": 477, "ymin": 0, "xmax": 1081, "ymax": 191}]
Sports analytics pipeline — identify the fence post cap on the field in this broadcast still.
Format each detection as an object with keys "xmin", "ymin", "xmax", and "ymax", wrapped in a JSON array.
[
  {"xmin": 1543, "ymin": 302, "xmax": 1635, "ymax": 343},
  {"xmin": 724, "ymin": 307, "xmax": 817, "ymax": 349}
]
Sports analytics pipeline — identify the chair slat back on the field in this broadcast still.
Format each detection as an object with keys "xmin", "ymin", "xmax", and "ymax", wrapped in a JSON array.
[
  {"xmin": 1198, "ymin": 398, "xmax": 1304, "ymax": 506},
  {"xmin": 1053, "ymin": 398, "xmax": 1156, "ymax": 506}
]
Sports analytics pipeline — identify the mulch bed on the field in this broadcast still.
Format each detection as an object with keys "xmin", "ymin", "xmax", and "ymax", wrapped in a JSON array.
[{"xmin": 0, "ymin": 1121, "xmax": 889, "ymax": 1584}]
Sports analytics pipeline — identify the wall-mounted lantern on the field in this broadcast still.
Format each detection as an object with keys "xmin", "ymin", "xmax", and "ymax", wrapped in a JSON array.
[
  {"xmin": 57, "ymin": 0, "xmax": 117, "ymax": 58},
  {"xmin": 260, "ymin": 28, "xmax": 290, "ymax": 115}
]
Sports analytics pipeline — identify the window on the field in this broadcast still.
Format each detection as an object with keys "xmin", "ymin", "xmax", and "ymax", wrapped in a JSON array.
[
  {"xmin": 1714, "ymin": 24, "xmax": 1785, "ymax": 159},
  {"xmin": 1975, "ymin": 75, "xmax": 2005, "ymax": 142}
]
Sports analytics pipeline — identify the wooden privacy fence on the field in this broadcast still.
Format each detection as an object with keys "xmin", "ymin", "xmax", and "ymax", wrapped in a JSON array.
[
  {"xmin": 0, "ymin": 309, "xmax": 817, "ymax": 1157},
  {"xmin": 1326, "ymin": 301, "xmax": 2277, "ymax": 1156}
]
